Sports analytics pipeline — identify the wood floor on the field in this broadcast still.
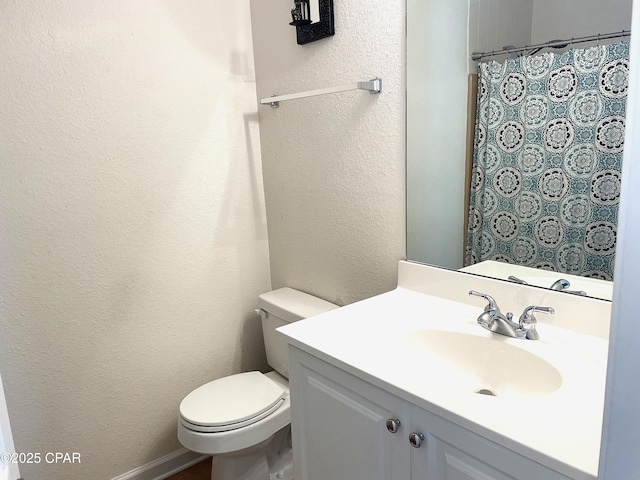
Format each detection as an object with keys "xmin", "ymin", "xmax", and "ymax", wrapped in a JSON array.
[{"xmin": 166, "ymin": 457, "xmax": 212, "ymax": 480}]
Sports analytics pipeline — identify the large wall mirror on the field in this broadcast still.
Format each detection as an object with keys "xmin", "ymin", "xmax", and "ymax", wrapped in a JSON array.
[{"xmin": 407, "ymin": 0, "xmax": 633, "ymax": 301}]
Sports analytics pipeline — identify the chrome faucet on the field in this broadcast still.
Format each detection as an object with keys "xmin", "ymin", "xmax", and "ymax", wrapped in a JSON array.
[
  {"xmin": 508, "ymin": 276, "xmax": 587, "ymax": 296},
  {"xmin": 469, "ymin": 290, "xmax": 519, "ymax": 338},
  {"xmin": 468, "ymin": 290, "xmax": 554, "ymax": 340},
  {"xmin": 549, "ymin": 278, "xmax": 587, "ymax": 296}
]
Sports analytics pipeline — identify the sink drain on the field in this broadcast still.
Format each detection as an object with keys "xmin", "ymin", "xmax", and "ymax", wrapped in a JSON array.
[{"xmin": 476, "ymin": 388, "xmax": 496, "ymax": 396}]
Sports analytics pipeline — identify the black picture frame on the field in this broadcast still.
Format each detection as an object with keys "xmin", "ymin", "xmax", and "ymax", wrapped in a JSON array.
[{"xmin": 295, "ymin": 0, "xmax": 335, "ymax": 45}]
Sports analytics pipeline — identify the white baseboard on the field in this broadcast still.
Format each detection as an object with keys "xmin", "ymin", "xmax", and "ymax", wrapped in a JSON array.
[{"xmin": 111, "ymin": 448, "xmax": 208, "ymax": 480}]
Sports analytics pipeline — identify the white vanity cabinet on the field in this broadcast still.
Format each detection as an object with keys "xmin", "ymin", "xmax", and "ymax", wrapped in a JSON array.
[
  {"xmin": 289, "ymin": 347, "xmax": 572, "ymax": 480},
  {"xmin": 409, "ymin": 406, "xmax": 571, "ymax": 480},
  {"xmin": 289, "ymin": 346, "xmax": 411, "ymax": 480}
]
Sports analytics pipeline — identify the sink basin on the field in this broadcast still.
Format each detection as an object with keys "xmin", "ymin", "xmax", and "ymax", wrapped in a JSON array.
[{"xmin": 399, "ymin": 330, "xmax": 563, "ymax": 399}]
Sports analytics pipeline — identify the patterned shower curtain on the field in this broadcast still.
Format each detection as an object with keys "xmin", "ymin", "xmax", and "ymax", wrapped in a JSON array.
[{"xmin": 465, "ymin": 41, "xmax": 629, "ymax": 280}]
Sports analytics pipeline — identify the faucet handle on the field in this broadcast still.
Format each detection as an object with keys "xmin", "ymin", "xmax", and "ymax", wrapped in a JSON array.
[
  {"xmin": 549, "ymin": 278, "xmax": 570, "ymax": 291},
  {"xmin": 548, "ymin": 279, "xmax": 588, "ymax": 296},
  {"xmin": 468, "ymin": 290, "xmax": 500, "ymax": 313},
  {"xmin": 520, "ymin": 305, "xmax": 555, "ymax": 324},
  {"xmin": 519, "ymin": 305, "xmax": 554, "ymax": 324},
  {"xmin": 508, "ymin": 275, "xmax": 529, "ymax": 285},
  {"xmin": 518, "ymin": 306, "xmax": 554, "ymax": 340}
]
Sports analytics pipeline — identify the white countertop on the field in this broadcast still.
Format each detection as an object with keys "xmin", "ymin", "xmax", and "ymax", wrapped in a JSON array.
[{"xmin": 278, "ymin": 262, "xmax": 611, "ymax": 479}]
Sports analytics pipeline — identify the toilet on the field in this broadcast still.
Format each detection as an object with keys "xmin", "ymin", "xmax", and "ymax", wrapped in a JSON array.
[{"xmin": 177, "ymin": 287, "xmax": 338, "ymax": 480}]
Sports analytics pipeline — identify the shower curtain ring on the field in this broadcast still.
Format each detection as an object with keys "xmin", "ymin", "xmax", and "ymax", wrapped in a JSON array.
[{"xmin": 504, "ymin": 46, "xmax": 512, "ymax": 60}]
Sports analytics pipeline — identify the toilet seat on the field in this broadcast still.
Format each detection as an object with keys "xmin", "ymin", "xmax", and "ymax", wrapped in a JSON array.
[
  {"xmin": 179, "ymin": 371, "xmax": 286, "ymax": 433},
  {"xmin": 178, "ymin": 371, "xmax": 292, "ymax": 455}
]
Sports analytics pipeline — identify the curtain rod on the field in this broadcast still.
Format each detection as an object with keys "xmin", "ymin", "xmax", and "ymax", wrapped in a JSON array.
[{"xmin": 471, "ymin": 29, "xmax": 631, "ymax": 61}]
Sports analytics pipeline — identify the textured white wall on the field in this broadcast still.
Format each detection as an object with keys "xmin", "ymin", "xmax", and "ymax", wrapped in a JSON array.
[
  {"xmin": 249, "ymin": 0, "xmax": 406, "ymax": 306},
  {"xmin": 0, "ymin": 1, "xmax": 270, "ymax": 479}
]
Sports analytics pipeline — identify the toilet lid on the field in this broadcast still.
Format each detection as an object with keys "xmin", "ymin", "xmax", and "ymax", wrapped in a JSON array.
[{"xmin": 180, "ymin": 371, "xmax": 285, "ymax": 431}]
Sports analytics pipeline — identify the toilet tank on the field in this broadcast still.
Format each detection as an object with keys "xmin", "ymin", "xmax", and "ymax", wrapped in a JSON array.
[{"xmin": 258, "ymin": 287, "xmax": 338, "ymax": 379}]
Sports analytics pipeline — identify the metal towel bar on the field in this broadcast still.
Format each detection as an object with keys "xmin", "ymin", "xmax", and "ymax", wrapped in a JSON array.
[{"xmin": 260, "ymin": 78, "xmax": 382, "ymax": 108}]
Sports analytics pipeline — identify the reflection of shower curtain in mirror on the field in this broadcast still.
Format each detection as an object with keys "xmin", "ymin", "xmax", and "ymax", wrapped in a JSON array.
[{"xmin": 465, "ymin": 42, "xmax": 629, "ymax": 280}]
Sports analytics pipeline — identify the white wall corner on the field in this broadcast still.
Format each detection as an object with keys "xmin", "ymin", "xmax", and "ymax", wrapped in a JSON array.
[{"xmin": 598, "ymin": 0, "xmax": 640, "ymax": 477}]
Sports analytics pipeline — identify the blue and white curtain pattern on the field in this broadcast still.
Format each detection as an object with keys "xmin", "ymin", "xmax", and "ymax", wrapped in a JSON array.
[{"xmin": 465, "ymin": 42, "xmax": 629, "ymax": 280}]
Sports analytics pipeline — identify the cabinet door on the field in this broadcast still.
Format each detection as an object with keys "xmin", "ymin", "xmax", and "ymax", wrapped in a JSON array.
[
  {"xmin": 410, "ymin": 406, "xmax": 572, "ymax": 480},
  {"xmin": 289, "ymin": 347, "xmax": 411, "ymax": 480},
  {"xmin": 420, "ymin": 435, "xmax": 517, "ymax": 480}
]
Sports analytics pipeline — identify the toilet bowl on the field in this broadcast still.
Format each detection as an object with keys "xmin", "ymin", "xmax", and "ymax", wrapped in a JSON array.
[
  {"xmin": 178, "ymin": 371, "xmax": 292, "ymax": 480},
  {"xmin": 177, "ymin": 288, "xmax": 338, "ymax": 480}
]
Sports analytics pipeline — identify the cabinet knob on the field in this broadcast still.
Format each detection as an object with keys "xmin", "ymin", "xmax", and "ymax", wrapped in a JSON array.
[
  {"xmin": 409, "ymin": 432, "xmax": 425, "ymax": 448},
  {"xmin": 386, "ymin": 418, "xmax": 401, "ymax": 434}
]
